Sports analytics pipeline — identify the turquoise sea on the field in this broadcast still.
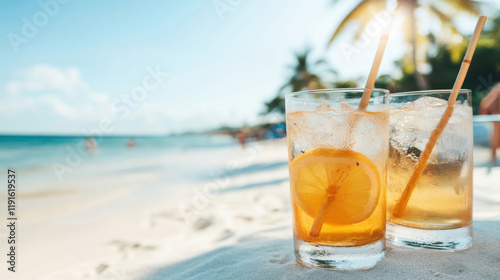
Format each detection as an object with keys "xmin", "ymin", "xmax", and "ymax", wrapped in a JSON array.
[{"xmin": 0, "ymin": 134, "xmax": 238, "ymax": 190}]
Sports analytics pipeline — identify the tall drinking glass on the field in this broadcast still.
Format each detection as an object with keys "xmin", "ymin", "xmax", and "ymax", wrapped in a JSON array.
[
  {"xmin": 387, "ymin": 89, "xmax": 473, "ymax": 251},
  {"xmin": 286, "ymin": 88, "xmax": 389, "ymax": 270}
]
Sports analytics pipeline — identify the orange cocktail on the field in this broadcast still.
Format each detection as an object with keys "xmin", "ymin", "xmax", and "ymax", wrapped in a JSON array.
[
  {"xmin": 286, "ymin": 89, "xmax": 389, "ymax": 270},
  {"xmin": 387, "ymin": 90, "xmax": 473, "ymax": 251}
]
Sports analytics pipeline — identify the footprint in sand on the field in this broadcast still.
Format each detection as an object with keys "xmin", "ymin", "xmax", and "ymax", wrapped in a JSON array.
[
  {"xmin": 95, "ymin": 263, "xmax": 109, "ymax": 274},
  {"xmin": 192, "ymin": 216, "xmax": 214, "ymax": 230},
  {"xmin": 144, "ymin": 210, "xmax": 185, "ymax": 229},
  {"xmin": 40, "ymin": 262, "xmax": 109, "ymax": 280},
  {"xmin": 236, "ymin": 215, "xmax": 253, "ymax": 222},
  {"xmin": 251, "ymin": 193, "xmax": 288, "ymax": 225},
  {"xmin": 109, "ymin": 240, "xmax": 156, "ymax": 259},
  {"xmin": 269, "ymin": 253, "xmax": 292, "ymax": 264},
  {"xmin": 254, "ymin": 193, "xmax": 286, "ymax": 214},
  {"xmin": 215, "ymin": 229, "xmax": 234, "ymax": 242}
]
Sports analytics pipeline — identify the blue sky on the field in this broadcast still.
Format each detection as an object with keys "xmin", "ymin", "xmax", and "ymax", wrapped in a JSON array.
[{"xmin": 0, "ymin": 0, "xmax": 497, "ymax": 135}]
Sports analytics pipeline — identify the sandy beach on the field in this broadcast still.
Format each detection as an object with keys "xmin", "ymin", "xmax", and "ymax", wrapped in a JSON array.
[
  {"xmin": 1, "ymin": 139, "xmax": 499, "ymax": 280},
  {"xmin": 3, "ymin": 0, "xmax": 500, "ymax": 279}
]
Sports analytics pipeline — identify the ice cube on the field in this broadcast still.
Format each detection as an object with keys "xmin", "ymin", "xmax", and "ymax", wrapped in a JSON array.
[
  {"xmin": 406, "ymin": 146, "xmax": 422, "ymax": 158},
  {"xmin": 287, "ymin": 108, "xmax": 348, "ymax": 158},
  {"xmin": 339, "ymin": 102, "xmax": 355, "ymax": 111},
  {"xmin": 315, "ymin": 103, "xmax": 334, "ymax": 111},
  {"xmin": 402, "ymin": 96, "xmax": 447, "ymax": 109},
  {"xmin": 390, "ymin": 98, "xmax": 469, "ymax": 165},
  {"xmin": 449, "ymin": 105, "xmax": 472, "ymax": 120}
]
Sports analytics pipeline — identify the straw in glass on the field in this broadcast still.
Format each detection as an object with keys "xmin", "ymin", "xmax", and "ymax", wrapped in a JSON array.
[
  {"xmin": 392, "ymin": 16, "xmax": 487, "ymax": 218},
  {"xmin": 309, "ymin": 19, "xmax": 393, "ymax": 237}
]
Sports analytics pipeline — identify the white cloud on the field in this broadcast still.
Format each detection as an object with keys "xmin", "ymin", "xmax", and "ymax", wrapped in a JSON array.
[
  {"xmin": 87, "ymin": 92, "xmax": 109, "ymax": 104},
  {"xmin": 39, "ymin": 95, "xmax": 78, "ymax": 120},
  {"xmin": 1, "ymin": 64, "xmax": 109, "ymax": 124},
  {"xmin": 0, "ymin": 96, "xmax": 36, "ymax": 114},
  {"xmin": 0, "ymin": 63, "xmax": 179, "ymax": 134},
  {"xmin": 5, "ymin": 64, "xmax": 88, "ymax": 95}
]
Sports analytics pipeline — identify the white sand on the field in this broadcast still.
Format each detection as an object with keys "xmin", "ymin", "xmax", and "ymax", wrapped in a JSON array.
[
  {"xmin": 1, "ymin": 140, "xmax": 499, "ymax": 280},
  {"xmin": 132, "ymin": 223, "xmax": 500, "ymax": 280}
]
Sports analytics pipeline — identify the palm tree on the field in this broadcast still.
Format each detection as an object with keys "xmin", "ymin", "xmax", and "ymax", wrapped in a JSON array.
[
  {"xmin": 327, "ymin": 0, "xmax": 482, "ymax": 90},
  {"xmin": 263, "ymin": 49, "xmax": 335, "ymax": 116}
]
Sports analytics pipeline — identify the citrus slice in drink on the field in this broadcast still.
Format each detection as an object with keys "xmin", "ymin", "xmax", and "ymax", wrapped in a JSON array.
[{"xmin": 289, "ymin": 148, "xmax": 380, "ymax": 225}]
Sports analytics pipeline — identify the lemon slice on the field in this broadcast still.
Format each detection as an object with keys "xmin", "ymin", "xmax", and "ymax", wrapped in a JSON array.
[{"xmin": 290, "ymin": 148, "xmax": 380, "ymax": 226}]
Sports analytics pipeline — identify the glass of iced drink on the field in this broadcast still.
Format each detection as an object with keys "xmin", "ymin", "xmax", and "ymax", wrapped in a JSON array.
[
  {"xmin": 387, "ymin": 90, "xmax": 473, "ymax": 251},
  {"xmin": 286, "ymin": 88, "xmax": 389, "ymax": 270}
]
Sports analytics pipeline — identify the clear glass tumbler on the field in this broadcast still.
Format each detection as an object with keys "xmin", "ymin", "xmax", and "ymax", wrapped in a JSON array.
[
  {"xmin": 286, "ymin": 88, "xmax": 389, "ymax": 270},
  {"xmin": 387, "ymin": 89, "xmax": 473, "ymax": 251}
]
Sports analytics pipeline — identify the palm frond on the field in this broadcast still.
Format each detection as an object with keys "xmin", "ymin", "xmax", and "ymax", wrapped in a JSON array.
[
  {"xmin": 439, "ymin": 0, "xmax": 481, "ymax": 16},
  {"xmin": 278, "ymin": 83, "xmax": 291, "ymax": 95},
  {"xmin": 352, "ymin": 1, "xmax": 387, "ymax": 41},
  {"xmin": 314, "ymin": 58, "xmax": 329, "ymax": 65},
  {"xmin": 425, "ymin": 4, "xmax": 467, "ymax": 63},
  {"xmin": 293, "ymin": 49, "xmax": 311, "ymax": 72},
  {"xmin": 426, "ymin": 5, "xmax": 461, "ymax": 37},
  {"xmin": 314, "ymin": 59, "xmax": 337, "ymax": 75},
  {"xmin": 327, "ymin": 0, "xmax": 378, "ymax": 46},
  {"xmin": 323, "ymin": 69, "xmax": 338, "ymax": 75}
]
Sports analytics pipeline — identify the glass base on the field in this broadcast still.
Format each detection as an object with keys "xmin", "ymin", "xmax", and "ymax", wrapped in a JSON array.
[
  {"xmin": 387, "ymin": 222, "xmax": 472, "ymax": 251},
  {"xmin": 294, "ymin": 239, "xmax": 385, "ymax": 271}
]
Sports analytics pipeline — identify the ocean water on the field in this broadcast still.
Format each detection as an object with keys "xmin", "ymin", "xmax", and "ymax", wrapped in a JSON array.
[{"xmin": 0, "ymin": 134, "xmax": 238, "ymax": 190}]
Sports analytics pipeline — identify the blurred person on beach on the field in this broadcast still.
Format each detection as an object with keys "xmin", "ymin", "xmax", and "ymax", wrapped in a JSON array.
[
  {"xmin": 127, "ymin": 138, "xmax": 136, "ymax": 149},
  {"xmin": 479, "ymin": 83, "xmax": 500, "ymax": 164},
  {"xmin": 86, "ymin": 137, "xmax": 97, "ymax": 154},
  {"xmin": 237, "ymin": 129, "xmax": 246, "ymax": 149},
  {"xmin": 256, "ymin": 128, "xmax": 267, "ymax": 141}
]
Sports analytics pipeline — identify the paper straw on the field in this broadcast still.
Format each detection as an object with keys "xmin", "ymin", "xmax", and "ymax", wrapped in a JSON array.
[
  {"xmin": 392, "ymin": 16, "xmax": 487, "ymax": 218},
  {"xmin": 309, "ymin": 18, "xmax": 393, "ymax": 238}
]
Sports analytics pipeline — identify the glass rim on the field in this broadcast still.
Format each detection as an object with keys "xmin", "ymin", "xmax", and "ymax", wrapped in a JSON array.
[
  {"xmin": 390, "ymin": 89, "xmax": 471, "ymax": 98},
  {"xmin": 286, "ymin": 88, "xmax": 389, "ymax": 101}
]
